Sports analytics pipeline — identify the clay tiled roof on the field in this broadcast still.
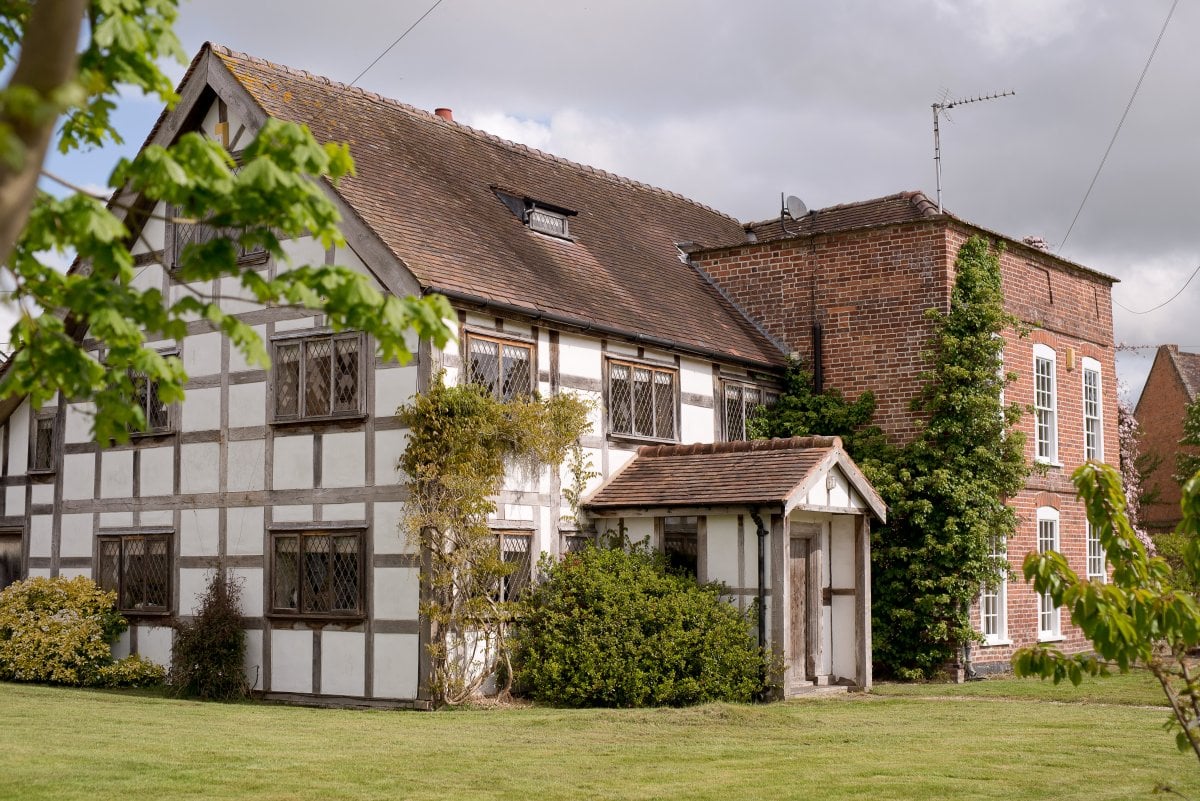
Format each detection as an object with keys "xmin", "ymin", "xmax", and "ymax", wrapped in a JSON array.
[
  {"xmin": 744, "ymin": 191, "xmax": 941, "ymax": 244},
  {"xmin": 207, "ymin": 45, "xmax": 785, "ymax": 368},
  {"xmin": 584, "ymin": 436, "xmax": 839, "ymax": 510},
  {"xmin": 1168, "ymin": 347, "xmax": 1200, "ymax": 401}
]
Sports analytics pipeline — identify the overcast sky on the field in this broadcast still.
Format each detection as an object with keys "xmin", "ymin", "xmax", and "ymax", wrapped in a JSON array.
[{"xmin": 44, "ymin": 0, "xmax": 1200, "ymax": 402}]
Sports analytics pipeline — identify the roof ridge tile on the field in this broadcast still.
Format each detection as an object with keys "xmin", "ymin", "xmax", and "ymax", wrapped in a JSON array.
[{"xmin": 636, "ymin": 436, "xmax": 841, "ymax": 458}]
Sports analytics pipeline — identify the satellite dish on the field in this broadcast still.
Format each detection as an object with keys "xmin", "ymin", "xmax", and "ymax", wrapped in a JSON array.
[{"xmin": 785, "ymin": 195, "xmax": 808, "ymax": 219}]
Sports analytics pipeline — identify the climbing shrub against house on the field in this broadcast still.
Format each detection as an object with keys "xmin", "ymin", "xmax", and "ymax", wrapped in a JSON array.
[
  {"xmin": 756, "ymin": 236, "xmax": 1025, "ymax": 679},
  {"xmin": 511, "ymin": 541, "xmax": 768, "ymax": 707},
  {"xmin": 398, "ymin": 377, "xmax": 590, "ymax": 706},
  {"xmin": 169, "ymin": 572, "xmax": 248, "ymax": 700}
]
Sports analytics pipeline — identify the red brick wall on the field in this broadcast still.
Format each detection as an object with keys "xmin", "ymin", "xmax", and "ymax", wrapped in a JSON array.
[
  {"xmin": 1136, "ymin": 346, "xmax": 1193, "ymax": 532},
  {"xmin": 697, "ymin": 220, "xmax": 1119, "ymax": 670}
]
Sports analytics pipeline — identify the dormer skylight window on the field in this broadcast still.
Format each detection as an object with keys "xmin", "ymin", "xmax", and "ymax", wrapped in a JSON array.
[{"xmin": 492, "ymin": 187, "xmax": 576, "ymax": 240}]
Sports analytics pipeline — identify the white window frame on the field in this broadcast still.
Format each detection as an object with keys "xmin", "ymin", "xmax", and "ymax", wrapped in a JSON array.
[
  {"xmin": 1037, "ymin": 506, "xmax": 1062, "ymax": 640},
  {"xmin": 980, "ymin": 534, "xmax": 1008, "ymax": 645},
  {"xmin": 1033, "ymin": 344, "xmax": 1058, "ymax": 464},
  {"xmin": 1082, "ymin": 356, "xmax": 1103, "ymax": 462},
  {"xmin": 1086, "ymin": 519, "xmax": 1106, "ymax": 583},
  {"xmin": 464, "ymin": 331, "xmax": 534, "ymax": 402}
]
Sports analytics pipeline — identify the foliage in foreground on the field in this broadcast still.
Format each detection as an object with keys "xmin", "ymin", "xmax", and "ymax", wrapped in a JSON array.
[
  {"xmin": 0, "ymin": 575, "xmax": 163, "ymax": 688},
  {"xmin": 169, "ymin": 572, "xmax": 248, "ymax": 701},
  {"xmin": 1014, "ymin": 462, "xmax": 1200, "ymax": 762},
  {"xmin": 398, "ymin": 378, "xmax": 591, "ymax": 706},
  {"xmin": 511, "ymin": 542, "xmax": 769, "ymax": 707}
]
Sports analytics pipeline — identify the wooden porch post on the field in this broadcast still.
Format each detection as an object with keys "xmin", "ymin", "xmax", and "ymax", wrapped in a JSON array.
[{"xmin": 854, "ymin": 513, "xmax": 872, "ymax": 690}]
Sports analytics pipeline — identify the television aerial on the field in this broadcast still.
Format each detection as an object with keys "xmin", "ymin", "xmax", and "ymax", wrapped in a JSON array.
[{"xmin": 932, "ymin": 89, "xmax": 1015, "ymax": 213}]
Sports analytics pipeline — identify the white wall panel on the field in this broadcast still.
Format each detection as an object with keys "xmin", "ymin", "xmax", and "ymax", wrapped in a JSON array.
[
  {"xmin": 243, "ymin": 629, "xmax": 264, "ymax": 691},
  {"xmin": 131, "ymin": 214, "xmax": 164, "ymax": 255},
  {"xmin": 59, "ymin": 513, "xmax": 93, "ymax": 558},
  {"xmin": 100, "ymin": 450, "xmax": 133, "ymax": 499},
  {"xmin": 98, "ymin": 512, "xmax": 132, "ymax": 527},
  {"xmin": 180, "ymin": 508, "xmax": 219, "ymax": 557},
  {"xmin": 375, "ymin": 366, "xmax": 417, "ymax": 418},
  {"xmin": 373, "ymin": 567, "xmax": 419, "ymax": 620},
  {"xmin": 141, "ymin": 510, "xmax": 172, "ymax": 526},
  {"xmin": 372, "ymin": 633, "xmax": 419, "ymax": 699},
  {"xmin": 281, "ymin": 235, "xmax": 328, "ymax": 271},
  {"xmin": 4, "ymin": 486, "xmax": 23, "ymax": 516},
  {"xmin": 320, "ymin": 503, "xmax": 365, "ymax": 522},
  {"xmin": 831, "ymin": 596, "xmax": 856, "ymax": 680},
  {"xmin": 7, "ymin": 403, "xmax": 28, "ymax": 475},
  {"xmin": 110, "ymin": 628, "xmax": 131, "ymax": 660},
  {"xmin": 228, "ymin": 381, "xmax": 266, "ymax": 428},
  {"xmin": 226, "ymin": 506, "xmax": 264, "ymax": 555},
  {"xmin": 30, "ymin": 483, "xmax": 52, "ymax": 505},
  {"xmin": 64, "ymin": 402, "xmax": 94, "ymax": 444},
  {"xmin": 179, "ymin": 568, "xmax": 212, "ymax": 617},
  {"xmin": 373, "ymin": 502, "xmax": 410, "ymax": 554},
  {"xmin": 138, "ymin": 625, "xmax": 173, "ymax": 667},
  {"xmin": 139, "ymin": 447, "xmax": 174, "ymax": 497},
  {"xmin": 59, "ymin": 567, "xmax": 91, "ymax": 580},
  {"xmin": 679, "ymin": 357, "xmax": 712, "ymax": 396},
  {"xmin": 180, "ymin": 442, "xmax": 220, "ymax": 494},
  {"xmin": 558, "ymin": 334, "xmax": 602, "ymax": 381},
  {"xmin": 182, "ymin": 387, "xmax": 221, "ymax": 432},
  {"xmin": 273, "ymin": 435, "xmax": 313, "ymax": 490},
  {"xmin": 322, "ymin": 431, "xmax": 365, "ymax": 488},
  {"xmin": 29, "ymin": 515, "xmax": 52, "ymax": 558},
  {"xmin": 131, "ymin": 263, "xmax": 163, "ymax": 293},
  {"xmin": 227, "ymin": 439, "xmax": 266, "ymax": 492},
  {"xmin": 270, "ymin": 629, "xmax": 313, "ymax": 694},
  {"xmin": 228, "ymin": 325, "xmax": 266, "ymax": 373},
  {"xmin": 705, "ymin": 515, "xmax": 741, "ymax": 586},
  {"xmin": 272, "ymin": 505, "xmax": 313, "ymax": 523},
  {"xmin": 228, "ymin": 567, "xmax": 263, "ymax": 617},
  {"xmin": 374, "ymin": 429, "xmax": 406, "ymax": 487},
  {"xmin": 830, "ymin": 516, "xmax": 854, "ymax": 588},
  {"xmin": 321, "ymin": 630, "xmax": 365, "ymax": 697},
  {"xmin": 680, "ymin": 403, "xmax": 713, "ymax": 444}
]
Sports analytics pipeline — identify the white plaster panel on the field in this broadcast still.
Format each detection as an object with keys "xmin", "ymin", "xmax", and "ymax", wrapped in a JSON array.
[
  {"xmin": 60, "ymin": 514, "xmax": 93, "ymax": 558},
  {"xmin": 182, "ymin": 387, "xmax": 222, "ymax": 432},
  {"xmin": 374, "ymin": 429, "xmax": 406, "ymax": 486},
  {"xmin": 220, "ymin": 274, "xmax": 265, "ymax": 316},
  {"xmin": 270, "ymin": 629, "xmax": 314, "ymax": 694},
  {"xmin": 607, "ymin": 447, "xmax": 637, "ymax": 477},
  {"xmin": 705, "ymin": 515, "xmax": 741, "ymax": 586},
  {"xmin": 243, "ymin": 629, "xmax": 264, "ymax": 691},
  {"xmin": 273, "ymin": 435, "xmax": 313, "ymax": 490},
  {"xmin": 228, "ymin": 568, "xmax": 263, "ymax": 617},
  {"xmin": 828, "ymin": 468, "xmax": 853, "ymax": 508},
  {"xmin": 30, "ymin": 483, "xmax": 53, "ymax": 505},
  {"xmin": 372, "ymin": 633, "xmax": 419, "ymax": 699},
  {"xmin": 502, "ymin": 319, "xmax": 532, "ymax": 337},
  {"xmin": 272, "ymin": 315, "xmax": 318, "ymax": 333},
  {"xmin": 139, "ymin": 447, "xmax": 174, "ymax": 498},
  {"xmin": 680, "ymin": 403, "xmax": 714, "ymax": 444},
  {"xmin": 140, "ymin": 510, "xmax": 173, "ymax": 526},
  {"xmin": 321, "ymin": 630, "xmax": 366, "ymax": 697},
  {"xmin": 373, "ymin": 567, "xmax": 419, "ymax": 620},
  {"xmin": 830, "ymin": 516, "xmax": 855, "ymax": 587},
  {"xmin": 228, "ymin": 381, "xmax": 266, "ymax": 429},
  {"xmin": 180, "ymin": 442, "xmax": 220, "ymax": 494},
  {"xmin": 820, "ymin": 605, "xmax": 833, "ymax": 676},
  {"xmin": 131, "ymin": 263, "xmax": 163, "ymax": 293},
  {"xmin": 110, "ymin": 629, "xmax": 131, "ymax": 660},
  {"xmin": 180, "ymin": 508, "xmax": 219, "ymax": 557},
  {"xmin": 606, "ymin": 340, "xmax": 637, "ymax": 357},
  {"xmin": 59, "ymin": 567, "xmax": 91, "ymax": 580},
  {"xmin": 99, "ymin": 512, "xmax": 132, "ymax": 527},
  {"xmin": 29, "ymin": 516, "xmax": 52, "ymax": 558},
  {"xmin": 623, "ymin": 517, "xmax": 654, "ymax": 546},
  {"xmin": 502, "ymin": 504, "xmax": 533, "ymax": 522},
  {"xmin": 806, "ymin": 479, "xmax": 828, "ymax": 507},
  {"xmin": 65, "ymin": 402, "xmax": 94, "ymax": 444},
  {"xmin": 281, "ymin": 235, "xmax": 329, "ymax": 271},
  {"xmin": 137, "ymin": 625, "xmax": 173, "ymax": 668},
  {"xmin": 226, "ymin": 506, "xmax": 264, "ymax": 555},
  {"xmin": 321, "ymin": 503, "xmax": 365, "ymax": 522},
  {"xmin": 179, "ymin": 568, "xmax": 213, "ymax": 617},
  {"xmin": 464, "ymin": 312, "xmax": 494, "ymax": 330},
  {"xmin": 4, "ymin": 486, "xmax": 23, "ymax": 516},
  {"xmin": 679, "ymin": 357, "xmax": 713, "ymax": 396},
  {"xmin": 7, "ymin": 403, "xmax": 28, "ymax": 474},
  {"xmin": 272, "ymin": 505, "xmax": 313, "ymax": 523},
  {"xmin": 25, "ymin": 568, "xmax": 51, "ymax": 579},
  {"xmin": 228, "ymin": 325, "xmax": 266, "ymax": 373},
  {"xmin": 227, "ymin": 439, "xmax": 266, "ymax": 492},
  {"xmin": 558, "ymin": 334, "xmax": 602, "ymax": 381},
  {"xmin": 831, "ymin": 596, "xmax": 856, "ymax": 681},
  {"xmin": 374, "ymin": 365, "xmax": 417, "ymax": 417},
  {"xmin": 321, "ymin": 431, "xmax": 365, "ymax": 488},
  {"xmin": 373, "ymin": 502, "xmax": 410, "ymax": 554},
  {"xmin": 62, "ymin": 454, "xmax": 94, "ymax": 500},
  {"xmin": 132, "ymin": 214, "xmax": 164, "ymax": 255},
  {"xmin": 99, "ymin": 450, "xmax": 133, "ymax": 499}
]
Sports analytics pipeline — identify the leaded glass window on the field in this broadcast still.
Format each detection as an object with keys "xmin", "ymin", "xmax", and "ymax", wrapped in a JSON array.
[
  {"xmin": 609, "ymin": 360, "xmax": 677, "ymax": 441},
  {"xmin": 466, "ymin": 334, "xmax": 532, "ymax": 401},
  {"xmin": 273, "ymin": 332, "xmax": 363, "ymax": 421},
  {"xmin": 722, "ymin": 381, "xmax": 778, "ymax": 441},
  {"xmin": 31, "ymin": 414, "xmax": 55, "ymax": 472},
  {"xmin": 97, "ymin": 533, "xmax": 171, "ymax": 614},
  {"xmin": 270, "ymin": 530, "xmax": 363, "ymax": 617}
]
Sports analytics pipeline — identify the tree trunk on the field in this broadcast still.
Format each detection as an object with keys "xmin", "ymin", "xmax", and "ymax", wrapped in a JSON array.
[{"xmin": 0, "ymin": 0, "xmax": 89, "ymax": 267}]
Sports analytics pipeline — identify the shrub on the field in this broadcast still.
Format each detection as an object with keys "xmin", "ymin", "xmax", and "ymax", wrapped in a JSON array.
[
  {"xmin": 99, "ymin": 654, "xmax": 167, "ymax": 688},
  {"xmin": 0, "ymin": 575, "xmax": 130, "ymax": 686},
  {"xmin": 169, "ymin": 572, "xmax": 247, "ymax": 700},
  {"xmin": 511, "ymin": 543, "xmax": 768, "ymax": 707}
]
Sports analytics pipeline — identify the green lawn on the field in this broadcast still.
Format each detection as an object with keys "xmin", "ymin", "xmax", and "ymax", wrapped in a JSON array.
[
  {"xmin": 873, "ymin": 668, "xmax": 1172, "ymax": 707},
  {"xmin": 1, "ymin": 679, "xmax": 1195, "ymax": 801}
]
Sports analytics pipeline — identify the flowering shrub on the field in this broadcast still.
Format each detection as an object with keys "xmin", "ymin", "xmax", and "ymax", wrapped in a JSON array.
[
  {"xmin": 0, "ymin": 575, "xmax": 160, "ymax": 688},
  {"xmin": 98, "ymin": 654, "xmax": 167, "ymax": 688}
]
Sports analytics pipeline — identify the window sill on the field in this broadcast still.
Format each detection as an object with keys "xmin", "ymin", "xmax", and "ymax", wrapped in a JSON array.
[
  {"xmin": 128, "ymin": 428, "xmax": 175, "ymax": 441},
  {"xmin": 1037, "ymin": 634, "xmax": 1065, "ymax": 643},
  {"xmin": 270, "ymin": 412, "xmax": 368, "ymax": 428},
  {"xmin": 27, "ymin": 468, "xmax": 55, "ymax": 477},
  {"xmin": 981, "ymin": 638, "xmax": 1012, "ymax": 647},
  {"xmin": 266, "ymin": 612, "xmax": 366, "ymax": 625},
  {"xmin": 121, "ymin": 609, "xmax": 172, "ymax": 620},
  {"xmin": 608, "ymin": 432, "xmax": 679, "ymax": 447},
  {"xmin": 1034, "ymin": 459, "xmax": 1063, "ymax": 469}
]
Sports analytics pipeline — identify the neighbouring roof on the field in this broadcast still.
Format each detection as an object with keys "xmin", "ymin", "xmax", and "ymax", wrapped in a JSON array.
[
  {"xmin": 582, "ymin": 436, "xmax": 886, "ymax": 520},
  {"xmin": 735, "ymin": 191, "xmax": 1118, "ymax": 284},
  {"xmin": 1166, "ymin": 346, "xmax": 1200, "ymax": 402},
  {"xmin": 204, "ymin": 45, "xmax": 786, "ymax": 368}
]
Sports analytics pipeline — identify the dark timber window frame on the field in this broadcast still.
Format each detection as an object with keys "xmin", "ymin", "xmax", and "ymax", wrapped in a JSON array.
[
  {"xmin": 662, "ymin": 516, "xmax": 699, "ymax": 578},
  {"xmin": 268, "ymin": 524, "xmax": 366, "ymax": 620},
  {"xmin": 29, "ymin": 411, "xmax": 57, "ymax": 473},
  {"xmin": 96, "ymin": 531, "xmax": 173, "ymax": 616},
  {"xmin": 493, "ymin": 529, "xmax": 533, "ymax": 603},
  {"xmin": 464, "ymin": 331, "xmax": 534, "ymax": 402},
  {"xmin": 128, "ymin": 350, "xmax": 178, "ymax": 437},
  {"xmin": 606, "ymin": 358, "xmax": 679, "ymax": 443},
  {"xmin": 271, "ymin": 330, "xmax": 367, "ymax": 423},
  {"xmin": 720, "ymin": 379, "xmax": 779, "ymax": 442},
  {"xmin": 165, "ymin": 155, "xmax": 269, "ymax": 275}
]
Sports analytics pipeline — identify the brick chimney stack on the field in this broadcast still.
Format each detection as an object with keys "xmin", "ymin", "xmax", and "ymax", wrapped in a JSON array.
[{"xmin": 434, "ymin": 108, "xmax": 453, "ymax": 122}]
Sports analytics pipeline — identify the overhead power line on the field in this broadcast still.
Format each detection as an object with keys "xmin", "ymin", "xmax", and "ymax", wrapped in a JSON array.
[
  {"xmin": 1058, "ymin": 0, "xmax": 1179, "ymax": 254},
  {"xmin": 1114, "ymin": 262, "xmax": 1200, "ymax": 315},
  {"xmin": 349, "ymin": 0, "xmax": 448, "ymax": 88}
]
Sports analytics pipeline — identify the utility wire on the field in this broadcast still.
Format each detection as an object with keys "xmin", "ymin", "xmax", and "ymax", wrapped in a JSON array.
[
  {"xmin": 1059, "ymin": 0, "xmax": 1179, "ymax": 254},
  {"xmin": 349, "ymin": 0, "xmax": 448, "ymax": 87},
  {"xmin": 1114, "ymin": 262, "xmax": 1200, "ymax": 314}
]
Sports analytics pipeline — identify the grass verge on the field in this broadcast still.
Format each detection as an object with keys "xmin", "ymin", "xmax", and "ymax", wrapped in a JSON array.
[{"xmin": 0, "ymin": 681, "xmax": 1194, "ymax": 801}]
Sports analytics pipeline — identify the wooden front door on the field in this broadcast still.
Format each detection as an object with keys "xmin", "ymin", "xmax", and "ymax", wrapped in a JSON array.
[
  {"xmin": 0, "ymin": 530, "xmax": 22, "ymax": 591},
  {"xmin": 788, "ymin": 536, "xmax": 809, "ymax": 688}
]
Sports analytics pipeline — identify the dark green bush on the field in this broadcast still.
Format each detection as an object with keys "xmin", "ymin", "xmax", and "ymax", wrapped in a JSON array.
[
  {"xmin": 169, "ymin": 572, "xmax": 247, "ymax": 700},
  {"xmin": 511, "ymin": 542, "xmax": 768, "ymax": 707},
  {"xmin": 0, "ymin": 575, "xmax": 163, "ymax": 687}
]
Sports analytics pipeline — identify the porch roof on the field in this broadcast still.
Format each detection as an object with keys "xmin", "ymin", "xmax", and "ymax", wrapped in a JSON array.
[{"xmin": 582, "ymin": 436, "xmax": 885, "ymax": 521}]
